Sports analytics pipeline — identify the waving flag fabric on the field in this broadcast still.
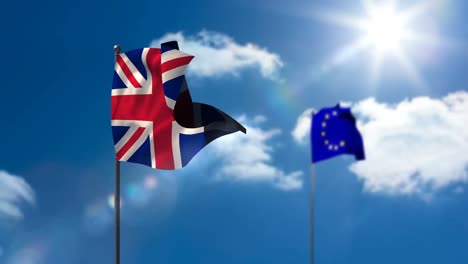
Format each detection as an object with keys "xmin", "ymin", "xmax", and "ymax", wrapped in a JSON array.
[
  {"xmin": 311, "ymin": 104, "xmax": 365, "ymax": 163},
  {"xmin": 111, "ymin": 41, "xmax": 246, "ymax": 170}
]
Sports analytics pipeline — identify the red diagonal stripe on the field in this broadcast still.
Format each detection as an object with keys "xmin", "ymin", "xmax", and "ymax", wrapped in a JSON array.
[
  {"xmin": 161, "ymin": 56, "xmax": 194, "ymax": 73},
  {"xmin": 116, "ymin": 127, "xmax": 146, "ymax": 160},
  {"xmin": 117, "ymin": 55, "xmax": 142, "ymax": 88}
]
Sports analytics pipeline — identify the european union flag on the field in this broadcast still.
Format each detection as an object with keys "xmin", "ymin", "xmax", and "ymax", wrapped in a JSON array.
[{"xmin": 311, "ymin": 104, "xmax": 365, "ymax": 163}]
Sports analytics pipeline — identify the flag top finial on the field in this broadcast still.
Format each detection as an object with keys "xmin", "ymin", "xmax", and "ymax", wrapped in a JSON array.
[{"xmin": 114, "ymin": 45, "xmax": 121, "ymax": 56}]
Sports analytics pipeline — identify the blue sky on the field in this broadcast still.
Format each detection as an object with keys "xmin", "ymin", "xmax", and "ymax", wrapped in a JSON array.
[{"xmin": 1, "ymin": 0, "xmax": 468, "ymax": 263}]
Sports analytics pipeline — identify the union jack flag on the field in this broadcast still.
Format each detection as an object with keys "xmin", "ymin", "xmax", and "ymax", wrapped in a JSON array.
[{"xmin": 111, "ymin": 41, "xmax": 246, "ymax": 170}]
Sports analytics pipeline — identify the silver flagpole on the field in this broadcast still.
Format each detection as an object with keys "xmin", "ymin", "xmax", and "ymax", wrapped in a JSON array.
[
  {"xmin": 310, "ymin": 161, "xmax": 315, "ymax": 264},
  {"xmin": 310, "ymin": 111, "xmax": 315, "ymax": 264},
  {"xmin": 113, "ymin": 44, "xmax": 121, "ymax": 264}
]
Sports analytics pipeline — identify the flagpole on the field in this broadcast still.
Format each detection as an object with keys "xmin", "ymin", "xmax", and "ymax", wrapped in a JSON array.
[
  {"xmin": 113, "ymin": 44, "xmax": 121, "ymax": 264},
  {"xmin": 310, "ymin": 162, "xmax": 315, "ymax": 264},
  {"xmin": 310, "ymin": 111, "xmax": 315, "ymax": 264}
]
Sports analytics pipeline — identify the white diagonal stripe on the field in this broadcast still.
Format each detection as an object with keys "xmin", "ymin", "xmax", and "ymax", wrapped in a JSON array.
[
  {"xmin": 162, "ymin": 65, "xmax": 188, "ymax": 83},
  {"xmin": 119, "ymin": 53, "xmax": 146, "ymax": 86},
  {"xmin": 161, "ymin": 49, "xmax": 193, "ymax": 64},
  {"xmin": 114, "ymin": 125, "xmax": 139, "ymax": 153},
  {"xmin": 112, "ymin": 49, "xmax": 152, "ymax": 96},
  {"xmin": 115, "ymin": 62, "xmax": 136, "ymax": 89},
  {"xmin": 120, "ymin": 127, "xmax": 151, "ymax": 162}
]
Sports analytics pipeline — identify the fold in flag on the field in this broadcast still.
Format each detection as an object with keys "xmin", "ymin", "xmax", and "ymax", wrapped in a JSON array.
[
  {"xmin": 311, "ymin": 104, "xmax": 365, "ymax": 163},
  {"xmin": 111, "ymin": 41, "xmax": 246, "ymax": 170}
]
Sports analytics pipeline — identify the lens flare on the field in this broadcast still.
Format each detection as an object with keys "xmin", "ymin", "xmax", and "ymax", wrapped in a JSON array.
[
  {"xmin": 144, "ymin": 176, "xmax": 158, "ymax": 189},
  {"xmin": 83, "ymin": 200, "xmax": 113, "ymax": 235},
  {"xmin": 107, "ymin": 195, "xmax": 123, "ymax": 209},
  {"xmin": 7, "ymin": 241, "xmax": 49, "ymax": 264},
  {"xmin": 119, "ymin": 174, "xmax": 178, "ymax": 226},
  {"xmin": 125, "ymin": 184, "xmax": 139, "ymax": 197},
  {"xmin": 124, "ymin": 177, "xmax": 157, "ymax": 207},
  {"xmin": 82, "ymin": 174, "xmax": 177, "ymax": 229}
]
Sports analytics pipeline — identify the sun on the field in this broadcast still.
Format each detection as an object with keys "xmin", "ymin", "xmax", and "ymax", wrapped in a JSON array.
[
  {"xmin": 365, "ymin": 5, "xmax": 406, "ymax": 52},
  {"xmin": 314, "ymin": 0, "xmax": 443, "ymax": 89}
]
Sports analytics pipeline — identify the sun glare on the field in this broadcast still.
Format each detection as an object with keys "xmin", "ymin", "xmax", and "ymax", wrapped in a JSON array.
[
  {"xmin": 315, "ymin": 0, "xmax": 444, "ymax": 89},
  {"xmin": 365, "ymin": 6, "xmax": 406, "ymax": 52}
]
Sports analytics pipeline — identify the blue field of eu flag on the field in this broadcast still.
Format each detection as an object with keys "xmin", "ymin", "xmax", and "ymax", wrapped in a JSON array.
[{"xmin": 311, "ymin": 104, "xmax": 365, "ymax": 163}]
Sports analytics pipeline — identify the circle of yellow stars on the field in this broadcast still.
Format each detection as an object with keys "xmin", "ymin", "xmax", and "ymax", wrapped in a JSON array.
[{"xmin": 321, "ymin": 110, "xmax": 346, "ymax": 151}]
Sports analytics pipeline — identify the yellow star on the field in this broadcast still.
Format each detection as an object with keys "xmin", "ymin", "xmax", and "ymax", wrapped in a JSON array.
[
  {"xmin": 322, "ymin": 122, "xmax": 326, "ymax": 127},
  {"xmin": 333, "ymin": 111, "xmax": 337, "ymax": 116},
  {"xmin": 324, "ymin": 140, "xmax": 329, "ymax": 145},
  {"xmin": 325, "ymin": 114, "xmax": 330, "ymax": 119},
  {"xmin": 334, "ymin": 145, "xmax": 338, "ymax": 150},
  {"xmin": 321, "ymin": 131, "xmax": 326, "ymax": 137},
  {"xmin": 340, "ymin": 141, "xmax": 346, "ymax": 147},
  {"xmin": 328, "ymin": 145, "xmax": 333, "ymax": 150}
]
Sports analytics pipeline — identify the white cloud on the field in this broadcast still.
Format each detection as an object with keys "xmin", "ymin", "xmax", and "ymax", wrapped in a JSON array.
[
  {"xmin": 292, "ymin": 108, "xmax": 315, "ymax": 144},
  {"xmin": 338, "ymin": 101, "xmax": 353, "ymax": 108},
  {"xmin": 151, "ymin": 30, "xmax": 283, "ymax": 79},
  {"xmin": 350, "ymin": 91, "xmax": 468, "ymax": 195},
  {"xmin": 0, "ymin": 171, "xmax": 35, "ymax": 220},
  {"xmin": 211, "ymin": 115, "xmax": 303, "ymax": 191}
]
